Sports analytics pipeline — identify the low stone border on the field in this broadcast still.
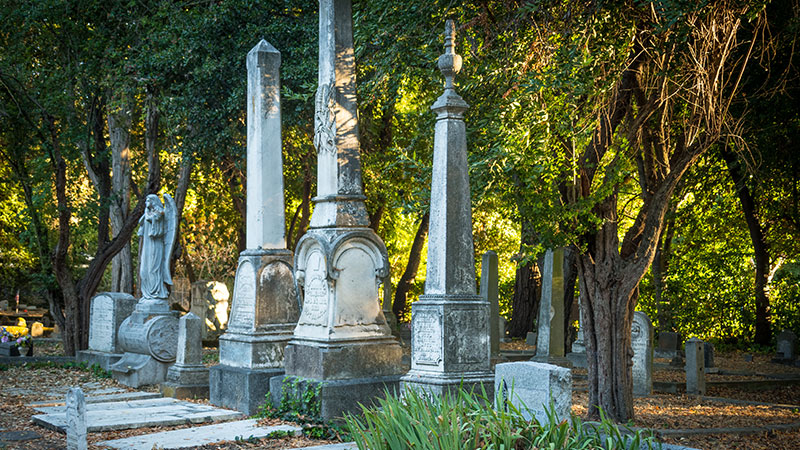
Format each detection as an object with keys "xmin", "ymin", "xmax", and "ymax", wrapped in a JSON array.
[
  {"xmin": 653, "ymin": 421, "xmax": 800, "ymax": 437},
  {"xmin": 699, "ymin": 395, "xmax": 800, "ymax": 410},
  {"xmin": 0, "ymin": 355, "xmax": 75, "ymax": 366}
]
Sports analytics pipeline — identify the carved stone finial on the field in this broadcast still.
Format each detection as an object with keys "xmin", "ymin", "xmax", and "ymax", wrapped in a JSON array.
[{"xmin": 438, "ymin": 19, "xmax": 462, "ymax": 91}]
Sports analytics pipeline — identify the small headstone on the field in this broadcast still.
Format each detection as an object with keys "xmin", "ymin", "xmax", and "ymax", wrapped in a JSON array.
[
  {"xmin": 776, "ymin": 330, "xmax": 797, "ymax": 361},
  {"xmin": 566, "ymin": 296, "xmax": 587, "ymax": 368},
  {"xmin": 66, "ymin": 387, "xmax": 87, "ymax": 450},
  {"xmin": 655, "ymin": 331, "xmax": 681, "ymax": 359},
  {"xmin": 703, "ymin": 341, "xmax": 715, "ymax": 368},
  {"xmin": 744, "ymin": 353, "xmax": 754, "ymax": 362},
  {"xmin": 535, "ymin": 249, "xmax": 566, "ymax": 362},
  {"xmin": 631, "ymin": 311, "xmax": 653, "ymax": 397},
  {"xmin": 481, "ymin": 251, "xmax": 500, "ymax": 357},
  {"xmin": 495, "ymin": 361, "xmax": 571, "ymax": 423},
  {"xmin": 161, "ymin": 312, "xmax": 209, "ymax": 399},
  {"xmin": 168, "ymin": 277, "xmax": 192, "ymax": 312},
  {"xmin": 685, "ymin": 338, "xmax": 705, "ymax": 396},
  {"xmin": 526, "ymin": 331, "xmax": 538, "ymax": 346},
  {"xmin": 87, "ymin": 293, "xmax": 137, "ymax": 353},
  {"xmin": 190, "ymin": 281, "xmax": 230, "ymax": 339},
  {"xmin": 0, "ymin": 300, "xmax": 8, "ymax": 310}
]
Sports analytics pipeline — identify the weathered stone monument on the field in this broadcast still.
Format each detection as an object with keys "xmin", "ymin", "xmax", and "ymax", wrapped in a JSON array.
[
  {"xmin": 66, "ymin": 387, "xmax": 86, "ymax": 450},
  {"xmin": 495, "ymin": 361, "xmax": 572, "ymax": 423},
  {"xmin": 401, "ymin": 20, "xmax": 493, "ymax": 397},
  {"xmin": 190, "ymin": 280, "xmax": 230, "ymax": 339},
  {"xmin": 111, "ymin": 194, "xmax": 179, "ymax": 387},
  {"xmin": 209, "ymin": 39, "xmax": 300, "ymax": 415},
  {"xmin": 776, "ymin": 330, "xmax": 797, "ymax": 362},
  {"xmin": 272, "ymin": 0, "xmax": 402, "ymax": 420},
  {"xmin": 631, "ymin": 311, "xmax": 653, "ymax": 397},
  {"xmin": 703, "ymin": 341, "xmax": 715, "ymax": 371},
  {"xmin": 77, "ymin": 292, "xmax": 137, "ymax": 371},
  {"xmin": 481, "ymin": 251, "xmax": 501, "ymax": 358},
  {"xmin": 566, "ymin": 296, "xmax": 587, "ymax": 368},
  {"xmin": 534, "ymin": 248, "xmax": 568, "ymax": 366},
  {"xmin": 655, "ymin": 331, "xmax": 681, "ymax": 360},
  {"xmin": 685, "ymin": 337, "xmax": 705, "ymax": 395},
  {"xmin": 161, "ymin": 312, "xmax": 209, "ymax": 399}
]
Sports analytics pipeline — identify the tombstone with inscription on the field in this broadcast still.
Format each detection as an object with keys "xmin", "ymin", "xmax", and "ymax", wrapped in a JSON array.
[
  {"xmin": 655, "ymin": 331, "xmax": 681, "ymax": 360},
  {"xmin": 110, "ymin": 193, "xmax": 180, "ymax": 388},
  {"xmin": 66, "ymin": 387, "xmax": 87, "ymax": 450},
  {"xmin": 776, "ymin": 330, "xmax": 797, "ymax": 362},
  {"xmin": 495, "ymin": 361, "xmax": 572, "ymax": 423},
  {"xmin": 76, "ymin": 292, "xmax": 137, "ymax": 371},
  {"xmin": 161, "ymin": 313, "xmax": 209, "ymax": 399},
  {"xmin": 400, "ymin": 21, "xmax": 493, "ymax": 397},
  {"xmin": 533, "ymin": 248, "xmax": 569, "ymax": 367},
  {"xmin": 209, "ymin": 40, "xmax": 301, "ymax": 415},
  {"xmin": 271, "ymin": 0, "xmax": 402, "ymax": 420},
  {"xmin": 190, "ymin": 280, "xmax": 230, "ymax": 340},
  {"xmin": 631, "ymin": 311, "xmax": 653, "ymax": 397}
]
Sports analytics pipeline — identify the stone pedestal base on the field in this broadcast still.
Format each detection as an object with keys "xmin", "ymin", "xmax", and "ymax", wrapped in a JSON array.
[
  {"xmin": 209, "ymin": 365, "xmax": 283, "ymax": 415},
  {"xmin": 401, "ymin": 371, "xmax": 495, "ymax": 399},
  {"xmin": 532, "ymin": 355, "xmax": 573, "ymax": 369},
  {"xmin": 76, "ymin": 350, "xmax": 122, "ymax": 372},
  {"xmin": 284, "ymin": 337, "xmax": 403, "ymax": 380},
  {"xmin": 161, "ymin": 364, "xmax": 210, "ymax": 399},
  {"xmin": 269, "ymin": 374, "xmax": 401, "ymax": 421},
  {"xmin": 566, "ymin": 352, "xmax": 587, "ymax": 368},
  {"xmin": 218, "ymin": 330, "xmax": 292, "ymax": 369},
  {"xmin": 110, "ymin": 353, "xmax": 171, "ymax": 388}
]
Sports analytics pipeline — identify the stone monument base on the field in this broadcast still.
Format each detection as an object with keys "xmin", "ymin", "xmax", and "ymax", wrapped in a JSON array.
[
  {"xmin": 161, "ymin": 364, "xmax": 210, "ymax": 399},
  {"xmin": 110, "ymin": 353, "xmax": 171, "ymax": 388},
  {"xmin": 284, "ymin": 337, "xmax": 403, "ymax": 380},
  {"xmin": 209, "ymin": 365, "xmax": 283, "ymax": 415},
  {"xmin": 160, "ymin": 382, "xmax": 209, "ymax": 400},
  {"xmin": 76, "ymin": 350, "xmax": 122, "ymax": 372},
  {"xmin": 532, "ymin": 355, "xmax": 573, "ymax": 369},
  {"xmin": 269, "ymin": 374, "xmax": 401, "ymax": 421},
  {"xmin": 401, "ymin": 371, "xmax": 495, "ymax": 399},
  {"xmin": 566, "ymin": 352, "xmax": 587, "ymax": 368}
]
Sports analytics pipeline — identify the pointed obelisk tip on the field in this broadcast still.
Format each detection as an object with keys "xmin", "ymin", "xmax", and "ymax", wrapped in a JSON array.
[{"xmin": 249, "ymin": 39, "xmax": 280, "ymax": 56}]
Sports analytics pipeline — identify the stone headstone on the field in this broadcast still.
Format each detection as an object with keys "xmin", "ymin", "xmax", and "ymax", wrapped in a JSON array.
[
  {"xmin": 776, "ymin": 330, "xmax": 797, "ymax": 361},
  {"xmin": 168, "ymin": 277, "xmax": 191, "ymax": 312},
  {"xmin": 401, "ymin": 20, "xmax": 493, "ymax": 398},
  {"xmin": 631, "ymin": 311, "xmax": 653, "ymax": 397},
  {"xmin": 685, "ymin": 337, "xmax": 705, "ymax": 395},
  {"xmin": 190, "ymin": 280, "xmax": 230, "ymax": 339},
  {"xmin": 534, "ymin": 248, "xmax": 567, "ymax": 365},
  {"xmin": 481, "ymin": 251, "xmax": 500, "ymax": 357},
  {"xmin": 65, "ymin": 387, "xmax": 87, "ymax": 450},
  {"xmin": 655, "ymin": 331, "xmax": 681, "ymax": 359},
  {"xmin": 566, "ymin": 297, "xmax": 587, "ymax": 368},
  {"xmin": 526, "ymin": 331, "xmax": 538, "ymax": 346},
  {"xmin": 703, "ymin": 341, "xmax": 715, "ymax": 369},
  {"xmin": 161, "ymin": 313, "xmax": 209, "ymax": 399},
  {"xmin": 87, "ymin": 293, "xmax": 136, "ymax": 353},
  {"xmin": 211, "ymin": 39, "xmax": 302, "ymax": 415},
  {"xmin": 0, "ymin": 300, "xmax": 8, "ymax": 310},
  {"xmin": 495, "ymin": 361, "xmax": 571, "ymax": 423},
  {"xmin": 77, "ymin": 292, "xmax": 137, "ymax": 371}
]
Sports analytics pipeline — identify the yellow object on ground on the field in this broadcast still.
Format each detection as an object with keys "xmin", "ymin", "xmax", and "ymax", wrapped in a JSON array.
[{"xmin": 1, "ymin": 317, "xmax": 29, "ymax": 338}]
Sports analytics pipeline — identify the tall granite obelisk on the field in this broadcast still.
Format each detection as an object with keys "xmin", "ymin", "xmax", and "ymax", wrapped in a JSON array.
[
  {"xmin": 271, "ymin": 0, "xmax": 402, "ymax": 420},
  {"xmin": 209, "ymin": 40, "xmax": 300, "ymax": 415},
  {"xmin": 401, "ymin": 20, "xmax": 494, "ymax": 396}
]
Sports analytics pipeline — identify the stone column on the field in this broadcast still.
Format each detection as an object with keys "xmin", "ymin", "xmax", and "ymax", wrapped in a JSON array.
[
  {"xmin": 534, "ymin": 248, "xmax": 568, "ymax": 366},
  {"xmin": 631, "ymin": 311, "xmax": 653, "ymax": 397},
  {"xmin": 685, "ymin": 337, "xmax": 706, "ymax": 395},
  {"xmin": 567, "ymin": 295, "xmax": 587, "ymax": 368},
  {"xmin": 210, "ymin": 40, "xmax": 300, "ymax": 415},
  {"xmin": 481, "ymin": 251, "xmax": 501, "ymax": 358},
  {"xmin": 400, "ymin": 20, "xmax": 494, "ymax": 397},
  {"xmin": 161, "ymin": 312, "xmax": 210, "ymax": 399},
  {"xmin": 66, "ymin": 387, "xmax": 87, "ymax": 450},
  {"xmin": 275, "ymin": 0, "xmax": 402, "ymax": 421}
]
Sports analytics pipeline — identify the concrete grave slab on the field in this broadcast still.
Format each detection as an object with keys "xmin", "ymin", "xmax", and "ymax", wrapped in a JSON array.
[
  {"xmin": 27, "ymin": 391, "xmax": 161, "ymax": 407},
  {"xmin": 99, "ymin": 419, "xmax": 299, "ymax": 449},
  {"xmin": 32, "ymin": 398, "xmax": 243, "ymax": 433}
]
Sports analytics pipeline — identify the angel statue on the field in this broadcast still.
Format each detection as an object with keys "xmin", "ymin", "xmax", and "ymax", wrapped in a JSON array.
[{"xmin": 138, "ymin": 193, "xmax": 177, "ymax": 300}]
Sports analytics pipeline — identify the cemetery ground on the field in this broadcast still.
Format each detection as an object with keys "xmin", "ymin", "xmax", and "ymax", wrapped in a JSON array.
[{"xmin": 1, "ymin": 343, "xmax": 799, "ymax": 449}]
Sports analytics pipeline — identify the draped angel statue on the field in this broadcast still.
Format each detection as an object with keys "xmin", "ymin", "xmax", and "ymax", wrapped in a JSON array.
[{"xmin": 138, "ymin": 194, "xmax": 177, "ymax": 299}]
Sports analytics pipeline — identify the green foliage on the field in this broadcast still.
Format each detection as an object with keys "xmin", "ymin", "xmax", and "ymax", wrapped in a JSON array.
[{"xmin": 345, "ymin": 387, "xmax": 661, "ymax": 450}]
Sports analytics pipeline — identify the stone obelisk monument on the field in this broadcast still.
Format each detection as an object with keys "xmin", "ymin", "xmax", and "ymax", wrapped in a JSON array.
[
  {"xmin": 271, "ymin": 0, "xmax": 402, "ymax": 420},
  {"xmin": 401, "ymin": 20, "xmax": 494, "ymax": 396},
  {"xmin": 209, "ymin": 40, "xmax": 300, "ymax": 415}
]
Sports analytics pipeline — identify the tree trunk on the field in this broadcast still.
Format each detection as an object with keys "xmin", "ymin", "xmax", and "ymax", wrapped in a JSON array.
[
  {"xmin": 563, "ymin": 245, "xmax": 579, "ymax": 351},
  {"xmin": 108, "ymin": 99, "xmax": 133, "ymax": 294},
  {"xmin": 506, "ymin": 220, "xmax": 541, "ymax": 339},
  {"xmin": 392, "ymin": 212, "xmax": 429, "ymax": 321},
  {"xmin": 170, "ymin": 153, "xmax": 194, "ymax": 277},
  {"xmin": 722, "ymin": 150, "xmax": 772, "ymax": 345},
  {"xmin": 654, "ymin": 205, "xmax": 677, "ymax": 331}
]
